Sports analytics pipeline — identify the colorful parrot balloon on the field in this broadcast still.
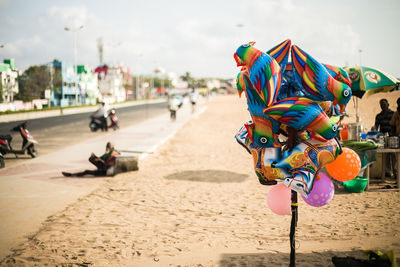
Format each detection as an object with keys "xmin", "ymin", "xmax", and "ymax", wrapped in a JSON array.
[
  {"xmin": 266, "ymin": 39, "xmax": 291, "ymax": 73},
  {"xmin": 264, "ymin": 97, "xmax": 339, "ymax": 141},
  {"xmin": 235, "ymin": 123, "xmax": 288, "ymax": 185},
  {"xmin": 234, "ymin": 42, "xmax": 282, "ymax": 107},
  {"xmin": 323, "ymin": 63, "xmax": 352, "ymax": 87},
  {"xmin": 234, "ymin": 39, "xmax": 352, "ymax": 197},
  {"xmin": 291, "ymin": 45, "xmax": 352, "ymax": 113}
]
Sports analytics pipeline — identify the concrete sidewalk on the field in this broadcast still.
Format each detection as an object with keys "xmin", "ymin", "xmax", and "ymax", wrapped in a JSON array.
[{"xmin": 0, "ymin": 99, "xmax": 207, "ymax": 259}]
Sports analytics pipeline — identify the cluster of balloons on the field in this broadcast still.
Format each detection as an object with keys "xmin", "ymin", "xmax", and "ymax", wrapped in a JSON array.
[{"xmin": 234, "ymin": 40, "xmax": 361, "ymax": 214}]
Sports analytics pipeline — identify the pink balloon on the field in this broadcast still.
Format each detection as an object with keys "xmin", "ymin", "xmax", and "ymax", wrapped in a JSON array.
[
  {"xmin": 266, "ymin": 183, "xmax": 291, "ymax": 215},
  {"xmin": 301, "ymin": 173, "xmax": 334, "ymax": 207}
]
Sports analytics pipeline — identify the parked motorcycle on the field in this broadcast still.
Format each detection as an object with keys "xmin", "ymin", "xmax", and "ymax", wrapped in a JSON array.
[
  {"xmin": 0, "ymin": 152, "xmax": 4, "ymax": 168},
  {"xmin": 108, "ymin": 109, "xmax": 120, "ymax": 130},
  {"xmin": 0, "ymin": 121, "xmax": 38, "ymax": 159}
]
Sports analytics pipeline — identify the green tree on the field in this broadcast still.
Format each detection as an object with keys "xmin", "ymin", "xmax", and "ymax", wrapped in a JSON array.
[
  {"xmin": 180, "ymin": 72, "xmax": 195, "ymax": 88},
  {"xmin": 16, "ymin": 65, "xmax": 51, "ymax": 101},
  {"xmin": 153, "ymin": 77, "xmax": 172, "ymax": 89},
  {"xmin": 0, "ymin": 78, "xmax": 3, "ymax": 103}
]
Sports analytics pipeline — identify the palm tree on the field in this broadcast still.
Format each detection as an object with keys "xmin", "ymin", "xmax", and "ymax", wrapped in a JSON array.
[{"xmin": 180, "ymin": 72, "xmax": 194, "ymax": 88}]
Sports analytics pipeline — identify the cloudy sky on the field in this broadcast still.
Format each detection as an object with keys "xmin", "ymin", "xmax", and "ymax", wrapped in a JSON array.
[{"xmin": 0, "ymin": 0, "xmax": 399, "ymax": 79}]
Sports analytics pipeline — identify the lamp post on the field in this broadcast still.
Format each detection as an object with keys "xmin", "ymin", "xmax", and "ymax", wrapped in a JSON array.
[
  {"xmin": 64, "ymin": 25, "xmax": 84, "ymax": 105},
  {"xmin": 356, "ymin": 49, "xmax": 362, "ymax": 123}
]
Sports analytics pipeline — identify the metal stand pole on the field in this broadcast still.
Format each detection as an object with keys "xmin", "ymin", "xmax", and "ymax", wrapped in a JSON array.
[{"xmin": 290, "ymin": 190, "xmax": 298, "ymax": 267}]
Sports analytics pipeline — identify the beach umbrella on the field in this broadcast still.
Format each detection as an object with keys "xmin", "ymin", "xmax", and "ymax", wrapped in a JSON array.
[
  {"xmin": 344, "ymin": 66, "xmax": 400, "ymax": 122},
  {"xmin": 344, "ymin": 65, "xmax": 400, "ymax": 98}
]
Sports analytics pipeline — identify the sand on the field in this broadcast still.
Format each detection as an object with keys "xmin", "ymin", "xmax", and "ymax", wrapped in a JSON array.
[{"xmin": 1, "ymin": 94, "xmax": 400, "ymax": 266}]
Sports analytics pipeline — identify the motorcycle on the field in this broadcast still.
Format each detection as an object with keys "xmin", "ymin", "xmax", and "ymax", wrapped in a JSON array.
[
  {"xmin": 108, "ymin": 109, "xmax": 119, "ymax": 130},
  {"xmin": 0, "ymin": 151, "xmax": 4, "ymax": 168},
  {"xmin": 89, "ymin": 115, "xmax": 106, "ymax": 132},
  {"xmin": 89, "ymin": 109, "xmax": 119, "ymax": 132},
  {"xmin": 0, "ymin": 121, "xmax": 38, "ymax": 159}
]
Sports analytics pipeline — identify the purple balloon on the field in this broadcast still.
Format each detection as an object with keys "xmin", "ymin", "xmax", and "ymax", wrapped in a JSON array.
[{"xmin": 301, "ymin": 173, "xmax": 334, "ymax": 207}]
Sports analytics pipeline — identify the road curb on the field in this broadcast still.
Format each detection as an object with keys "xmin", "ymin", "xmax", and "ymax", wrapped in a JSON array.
[{"xmin": 0, "ymin": 99, "xmax": 166, "ymax": 123}]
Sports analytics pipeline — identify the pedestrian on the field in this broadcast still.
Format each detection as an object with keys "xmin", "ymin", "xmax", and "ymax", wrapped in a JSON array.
[
  {"xmin": 390, "ymin": 97, "xmax": 400, "ymax": 136},
  {"xmin": 168, "ymin": 94, "xmax": 181, "ymax": 121},
  {"xmin": 62, "ymin": 142, "xmax": 120, "ymax": 177},
  {"xmin": 189, "ymin": 88, "xmax": 198, "ymax": 113},
  {"xmin": 374, "ymin": 98, "xmax": 396, "ymax": 178},
  {"xmin": 92, "ymin": 102, "xmax": 108, "ymax": 131}
]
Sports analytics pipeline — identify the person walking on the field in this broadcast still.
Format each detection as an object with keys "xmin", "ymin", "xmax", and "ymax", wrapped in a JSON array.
[
  {"xmin": 189, "ymin": 88, "xmax": 198, "ymax": 113},
  {"xmin": 168, "ymin": 95, "xmax": 181, "ymax": 121}
]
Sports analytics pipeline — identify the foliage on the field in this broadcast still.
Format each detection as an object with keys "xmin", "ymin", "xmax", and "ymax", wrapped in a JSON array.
[
  {"xmin": 0, "ymin": 78, "xmax": 2, "ymax": 103},
  {"xmin": 180, "ymin": 72, "xmax": 194, "ymax": 88},
  {"xmin": 180, "ymin": 72, "xmax": 207, "ymax": 89},
  {"xmin": 16, "ymin": 65, "xmax": 51, "ymax": 101},
  {"xmin": 52, "ymin": 64, "xmax": 62, "ymax": 94},
  {"xmin": 134, "ymin": 76, "xmax": 172, "ymax": 89},
  {"xmin": 152, "ymin": 76, "xmax": 172, "ymax": 89}
]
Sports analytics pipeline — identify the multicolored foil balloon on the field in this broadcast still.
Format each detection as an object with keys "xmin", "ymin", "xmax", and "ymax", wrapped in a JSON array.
[{"xmin": 234, "ymin": 39, "xmax": 354, "ymax": 198}]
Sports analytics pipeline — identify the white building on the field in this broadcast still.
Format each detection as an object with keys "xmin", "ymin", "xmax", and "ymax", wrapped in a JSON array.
[
  {"xmin": 77, "ymin": 65, "xmax": 99, "ymax": 105},
  {"xmin": 206, "ymin": 79, "xmax": 221, "ymax": 90},
  {"xmin": 0, "ymin": 59, "xmax": 19, "ymax": 103},
  {"xmin": 95, "ymin": 65, "xmax": 126, "ymax": 103}
]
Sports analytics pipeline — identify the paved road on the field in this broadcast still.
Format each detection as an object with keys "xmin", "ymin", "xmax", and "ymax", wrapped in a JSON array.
[{"xmin": 0, "ymin": 101, "xmax": 168, "ymax": 168}]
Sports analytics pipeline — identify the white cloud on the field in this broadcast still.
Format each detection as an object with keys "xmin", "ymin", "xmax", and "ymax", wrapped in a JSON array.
[
  {"xmin": 0, "ymin": 0, "xmax": 10, "ymax": 8},
  {"xmin": 47, "ymin": 5, "xmax": 87, "ymax": 29},
  {"xmin": 1, "ymin": 0, "xmax": 398, "ymax": 78},
  {"xmin": 235, "ymin": 0, "xmax": 361, "ymax": 69}
]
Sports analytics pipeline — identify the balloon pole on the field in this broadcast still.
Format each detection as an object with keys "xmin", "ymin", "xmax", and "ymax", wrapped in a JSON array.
[
  {"xmin": 355, "ymin": 97, "xmax": 360, "ymax": 123},
  {"xmin": 290, "ymin": 190, "xmax": 298, "ymax": 267}
]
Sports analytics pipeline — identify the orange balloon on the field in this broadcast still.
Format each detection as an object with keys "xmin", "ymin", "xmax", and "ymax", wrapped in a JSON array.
[{"xmin": 325, "ymin": 147, "xmax": 361, "ymax": 182}]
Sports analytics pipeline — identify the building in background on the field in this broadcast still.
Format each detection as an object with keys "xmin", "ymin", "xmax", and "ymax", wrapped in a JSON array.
[
  {"xmin": 77, "ymin": 65, "xmax": 99, "ymax": 105},
  {"xmin": 95, "ymin": 65, "xmax": 126, "ymax": 103},
  {"xmin": 121, "ymin": 66, "xmax": 134, "ymax": 100},
  {"xmin": 0, "ymin": 59, "xmax": 19, "ymax": 104},
  {"xmin": 49, "ymin": 60, "xmax": 81, "ymax": 107}
]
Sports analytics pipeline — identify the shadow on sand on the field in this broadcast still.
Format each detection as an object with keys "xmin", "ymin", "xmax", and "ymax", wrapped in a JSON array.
[
  {"xmin": 165, "ymin": 169, "xmax": 248, "ymax": 183},
  {"xmin": 219, "ymin": 249, "xmax": 395, "ymax": 267}
]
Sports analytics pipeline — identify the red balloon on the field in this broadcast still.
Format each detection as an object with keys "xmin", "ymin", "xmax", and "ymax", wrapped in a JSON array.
[{"xmin": 325, "ymin": 147, "xmax": 361, "ymax": 182}]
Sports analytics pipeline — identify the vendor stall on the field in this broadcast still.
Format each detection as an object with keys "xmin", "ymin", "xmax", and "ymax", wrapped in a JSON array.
[
  {"xmin": 340, "ymin": 140, "xmax": 377, "ymax": 189},
  {"xmin": 376, "ymin": 147, "xmax": 400, "ymax": 189}
]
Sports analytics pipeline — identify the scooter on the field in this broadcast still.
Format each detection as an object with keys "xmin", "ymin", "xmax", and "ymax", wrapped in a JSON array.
[
  {"xmin": 0, "ymin": 152, "xmax": 4, "ymax": 168},
  {"xmin": 89, "ymin": 109, "xmax": 119, "ymax": 132},
  {"xmin": 108, "ymin": 109, "xmax": 119, "ymax": 131},
  {"xmin": 0, "ymin": 121, "xmax": 38, "ymax": 159},
  {"xmin": 89, "ymin": 115, "xmax": 106, "ymax": 132}
]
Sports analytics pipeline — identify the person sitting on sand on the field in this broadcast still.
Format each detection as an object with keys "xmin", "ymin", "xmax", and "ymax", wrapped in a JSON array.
[{"xmin": 62, "ymin": 142, "xmax": 120, "ymax": 177}]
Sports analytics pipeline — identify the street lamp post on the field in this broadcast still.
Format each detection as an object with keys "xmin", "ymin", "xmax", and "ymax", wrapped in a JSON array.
[
  {"xmin": 356, "ymin": 48, "xmax": 362, "ymax": 124},
  {"xmin": 65, "ymin": 25, "xmax": 83, "ymax": 105}
]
